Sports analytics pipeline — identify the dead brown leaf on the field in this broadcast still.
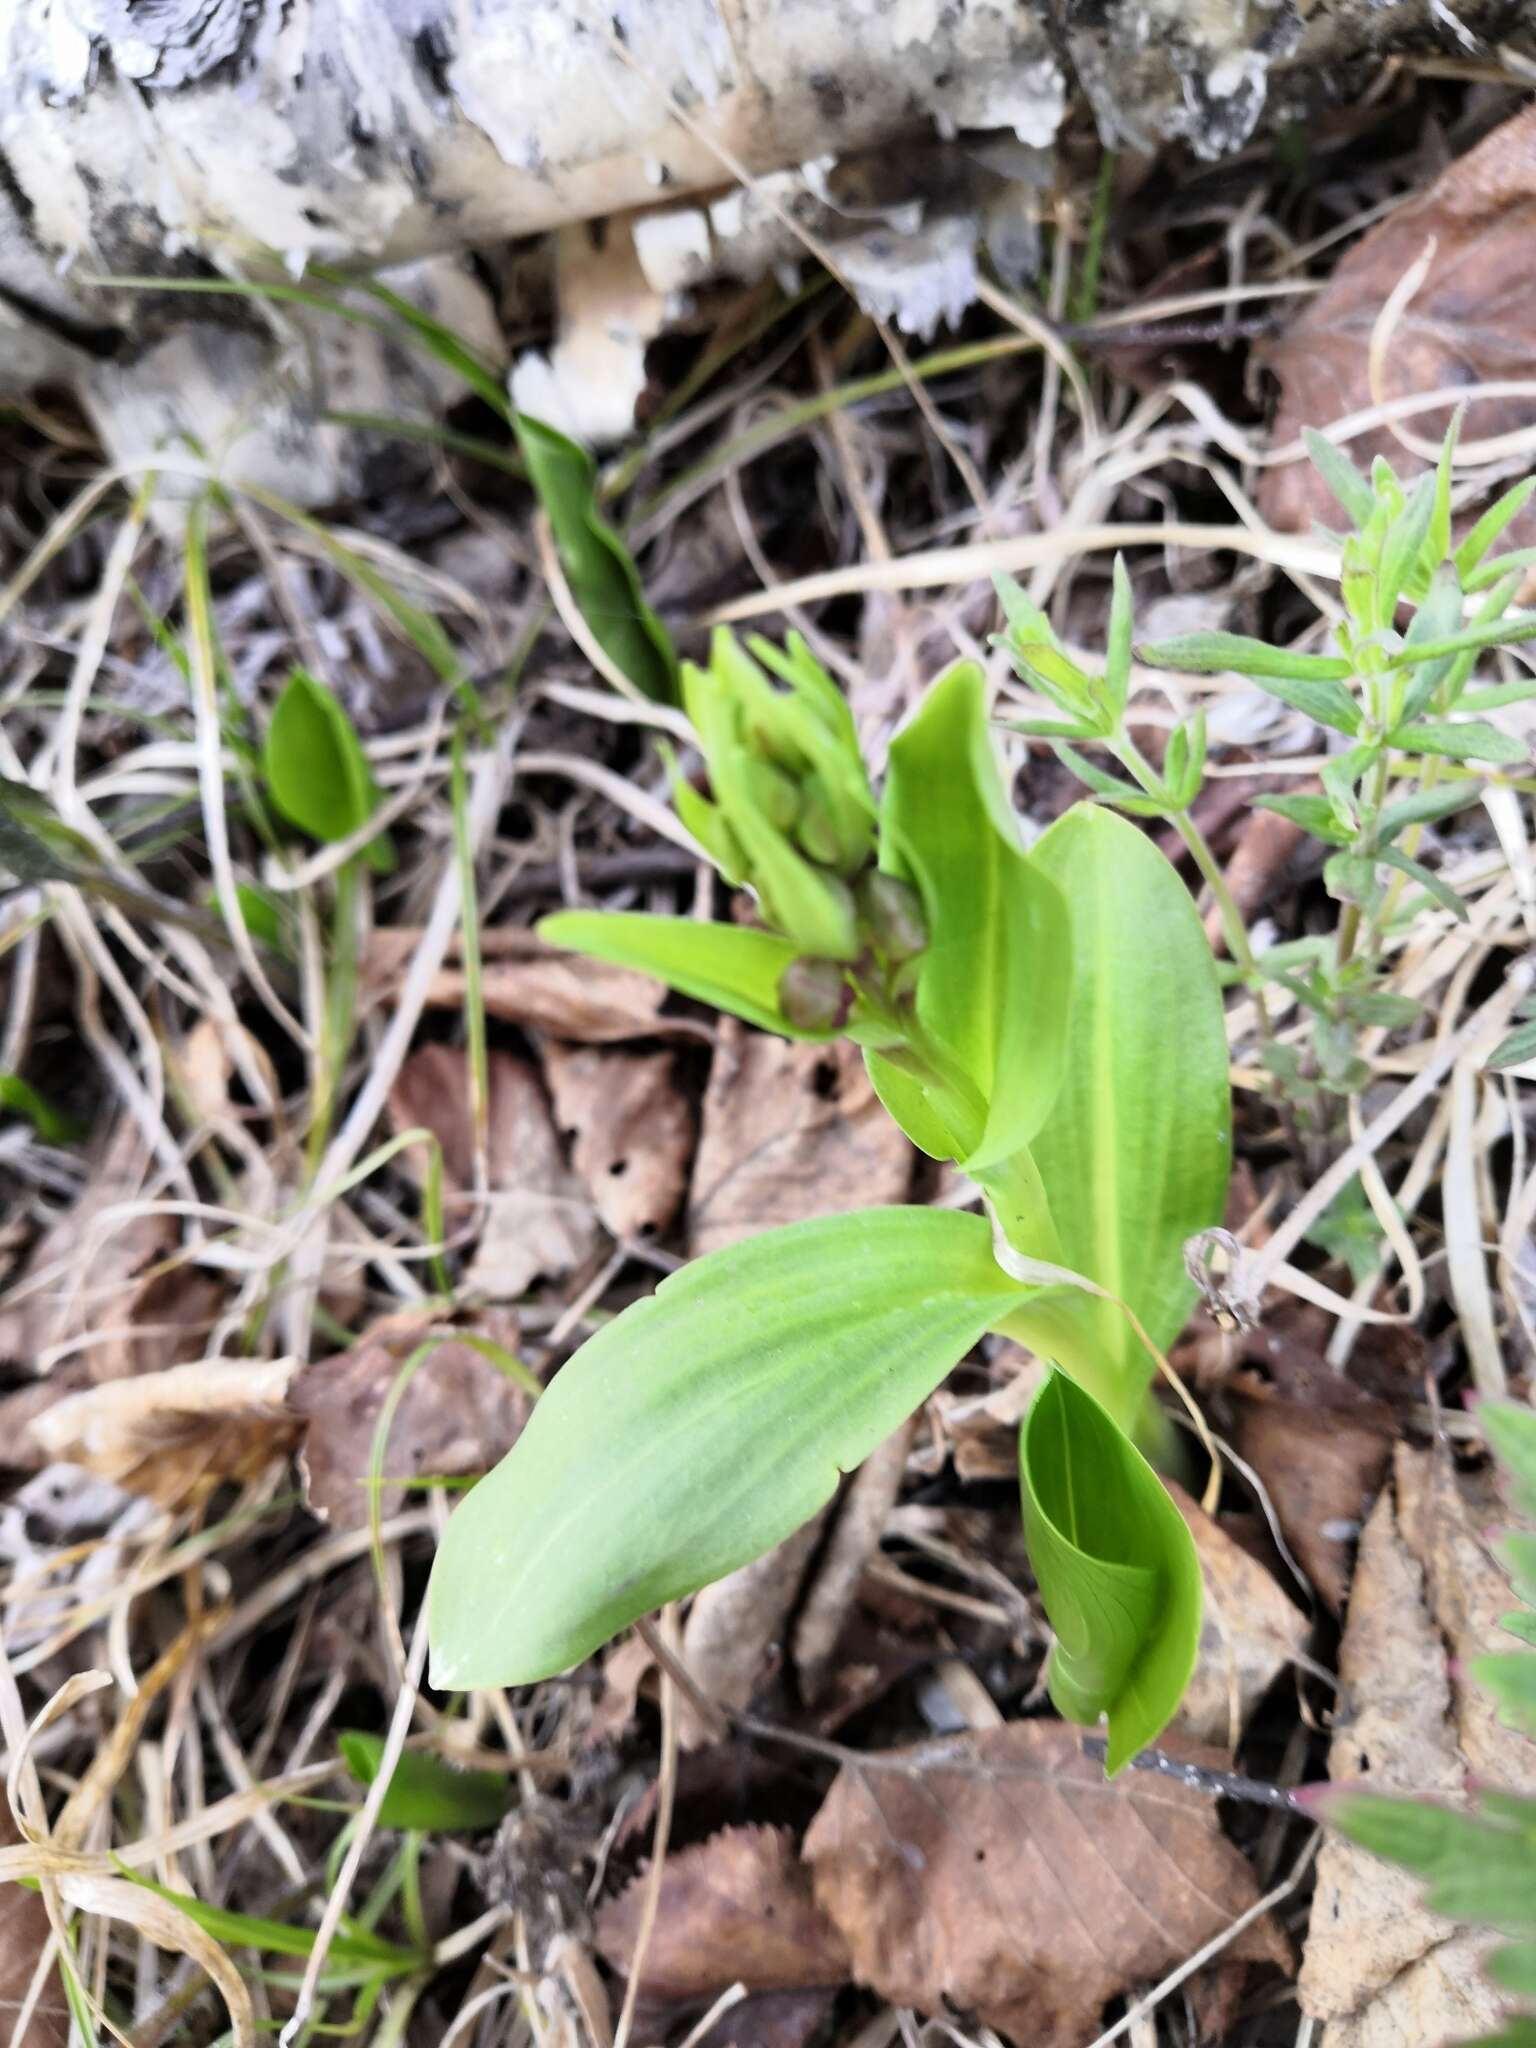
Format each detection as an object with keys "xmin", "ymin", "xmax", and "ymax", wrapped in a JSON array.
[
  {"xmin": 544, "ymin": 1045, "xmax": 693, "ymax": 1241},
  {"xmin": 291, "ymin": 1309, "xmax": 530, "ymax": 1531},
  {"xmin": 687, "ymin": 1028, "xmax": 912, "ymax": 1257},
  {"xmin": 1260, "ymin": 104, "xmax": 1536, "ymax": 545},
  {"xmin": 28, "ymin": 1357, "xmax": 299, "ymax": 1508},
  {"xmin": 0, "ymin": 1806, "xmax": 67, "ymax": 2045},
  {"xmin": 363, "ymin": 927, "xmax": 680, "ymax": 1042},
  {"xmin": 678, "ymin": 1510, "xmax": 829, "ymax": 1746},
  {"xmin": 804, "ymin": 1721, "xmax": 1288, "ymax": 2048},
  {"xmin": 596, "ymin": 1825, "xmax": 849, "ymax": 2002},
  {"xmin": 1230, "ymin": 1328, "xmax": 1398, "ymax": 1610},
  {"xmin": 1168, "ymin": 1482, "xmax": 1310, "ymax": 1749},
  {"xmin": 0, "ymin": 1120, "xmax": 215, "ymax": 1384},
  {"xmin": 1300, "ymin": 1444, "xmax": 1536, "ymax": 2044},
  {"xmin": 387, "ymin": 1045, "xmax": 599, "ymax": 1298}
]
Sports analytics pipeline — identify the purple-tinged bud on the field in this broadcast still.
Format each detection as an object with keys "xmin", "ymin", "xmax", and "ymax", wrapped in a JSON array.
[
  {"xmin": 860, "ymin": 872, "xmax": 929, "ymax": 961},
  {"xmin": 778, "ymin": 957, "xmax": 852, "ymax": 1033}
]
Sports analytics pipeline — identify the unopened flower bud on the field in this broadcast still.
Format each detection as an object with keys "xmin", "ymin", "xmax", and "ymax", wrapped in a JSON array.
[
  {"xmin": 778, "ymin": 957, "xmax": 852, "ymax": 1033},
  {"xmin": 860, "ymin": 872, "xmax": 929, "ymax": 961}
]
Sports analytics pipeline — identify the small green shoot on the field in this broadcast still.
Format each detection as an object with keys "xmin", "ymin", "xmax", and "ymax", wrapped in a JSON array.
[{"xmin": 337, "ymin": 1734, "xmax": 513, "ymax": 1832}]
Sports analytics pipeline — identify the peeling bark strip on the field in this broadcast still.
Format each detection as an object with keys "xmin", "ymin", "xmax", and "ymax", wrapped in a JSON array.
[{"xmin": 0, "ymin": 0, "xmax": 1519, "ymax": 491}]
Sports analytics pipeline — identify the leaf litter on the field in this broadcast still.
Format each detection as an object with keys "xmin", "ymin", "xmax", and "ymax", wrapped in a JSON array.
[{"xmin": 2, "ymin": 65, "xmax": 1535, "ymax": 2048}]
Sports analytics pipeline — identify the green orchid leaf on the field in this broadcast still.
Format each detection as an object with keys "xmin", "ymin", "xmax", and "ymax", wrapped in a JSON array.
[
  {"xmin": 1303, "ymin": 428, "xmax": 1375, "ymax": 528},
  {"xmin": 872, "ymin": 661, "xmax": 1071, "ymax": 1169},
  {"xmin": 1135, "ymin": 631, "xmax": 1353, "ymax": 683},
  {"xmin": 999, "ymin": 805, "xmax": 1231, "ymax": 1427},
  {"xmin": 263, "ymin": 670, "xmax": 392, "ymax": 870},
  {"xmin": 1019, "ymin": 1370, "xmax": 1202, "ymax": 1773},
  {"xmin": 539, "ymin": 910, "xmax": 833, "ymax": 1039},
  {"xmin": 1388, "ymin": 719, "xmax": 1528, "ymax": 765},
  {"xmin": 428, "ymin": 1208, "xmax": 1026, "ymax": 1689},
  {"xmin": 338, "ymin": 1732, "xmax": 513, "ymax": 1832},
  {"xmin": 514, "ymin": 413, "xmax": 678, "ymax": 704}
]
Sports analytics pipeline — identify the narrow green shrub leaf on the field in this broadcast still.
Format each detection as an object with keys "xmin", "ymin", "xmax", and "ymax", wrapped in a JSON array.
[
  {"xmin": 515, "ymin": 414, "xmax": 678, "ymax": 704},
  {"xmin": 1377, "ymin": 470, "xmax": 1436, "ymax": 622},
  {"xmin": 338, "ymin": 1732, "xmax": 513, "ymax": 1831},
  {"xmin": 1053, "ymin": 741, "xmax": 1152, "ymax": 806},
  {"xmin": 1136, "ymin": 631, "xmax": 1353, "ymax": 683},
  {"xmin": 1386, "ymin": 609, "xmax": 1536, "ymax": 667},
  {"xmin": 1303, "ymin": 428, "xmax": 1376, "ymax": 527},
  {"xmin": 1104, "ymin": 555, "xmax": 1133, "ymax": 718},
  {"xmin": 428, "ymin": 1208, "xmax": 1025, "ymax": 1688},
  {"xmin": 1000, "ymin": 805, "xmax": 1231, "ymax": 1426},
  {"xmin": 263, "ymin": 670, "xmax": 383, "ymax": 852},
  {"xmin": 873, "ymin": 661, "xmax": 1071, "ymax": 1170},
  {"xmin": 126, "ymin": 1873, "xmax": 418, "ymax": 1969},
  {"xmin": 1481, "ymin": 1402, "xmax": 1536, "ymax": 1521},
  {"xmin": 1377, "ymin": 782, "xmax": 1482, "ymax": 839},
  {"xmin": 1489, "ymin": 1018, "xmax": 1536, "ymax": 1072},
  {"xmin": 1375, "ymin": 846, "xmax": 1468, "ymax": 922},
  {"xmin": 1019, "ymin": 1371, "xmax": 1202, "ymax": 1773},
  {"xmin": 1397, "ymin": 564, "xmax": 1466, "ymax": 723},
  {"xmin": 1254, "ymin": 793, "xmax": 1353, "ymax": 846},
  {"xmin": 1460, "ymin": 680, "xmax": 1536, "ymax": 712},
  {"xmin": 539, "ymin": 911, "xmax": 826, "ymax": 1038},
  {"xmin": 1389, "ymin": 719, "xmax": 1528, "ymax": 765},
  {"xmin": 1456, "ymin": 478, "xmax": 1536, "ymax": 579}
]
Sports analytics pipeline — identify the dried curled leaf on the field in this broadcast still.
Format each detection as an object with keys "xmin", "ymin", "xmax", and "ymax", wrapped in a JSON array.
[
  {"xmin": 29, "ymin": 1359, "xmax": 298, "ymax": 1508},
  {"xmin": 804, "ymin": 1721, "xmax": 1287, "ymax": 2048}
]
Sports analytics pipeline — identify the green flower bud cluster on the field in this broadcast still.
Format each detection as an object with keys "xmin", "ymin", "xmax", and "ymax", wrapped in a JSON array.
[{"xmin": 673, "ymin": 630, "xmax": 880, "ymax": 960}]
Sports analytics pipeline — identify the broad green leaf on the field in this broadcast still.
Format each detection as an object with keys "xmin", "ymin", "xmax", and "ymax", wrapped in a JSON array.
[
  {"xmin": 1019, "ymin": 1370, "xmax": 1202, "ymax": 1773},
  {"xmin": 515, "ymin": 414, "xmax": 678, "ymax": 704},
  {"xmin": 338, "ymin": 1732, "xmax": 513, "ymax": 1831},
  {"xmin": 1389, "ymin": 719, "xmax": 1528, "ymax": 765},
  {"xmin": 1254, "ymin": 793, "xmax": 1352, "ymax": 846},
  {"xmin": 539, "ymin": 911, "xmax": 832, "ymax": 1039},
  {"xmin": 1488, "ymin": 1946, "xmax": 1536, "ymax": 2000},
  {"xmin": 1470, "ymin": 1654, "xmax": 1536, "ymax": 1740},
  {"xmin": 263, "ymin": 670, "xmax": 390, "ymax": 869},
  {"xmin": 1135, "ymin": 631, "xmax": 1353, "ymax": 683},
  {"xmin": 428, "ymin": 1207, "xmax": 1025, "ymax": 1688},
  {"xmin": 1331, "ymin": 1792, "xmax": 1536, "ymax": 1930},
  {"xmin": 999, "ymin": 805, "xmax": 1231, "ymax": 1427},
  {"xmin": 872, "ymin": 661, "xmax": 1071, "ymax": 1169},
  {"xmin": 1303, "ymin": 427, "xmax": 1375, "ymax": 527}
]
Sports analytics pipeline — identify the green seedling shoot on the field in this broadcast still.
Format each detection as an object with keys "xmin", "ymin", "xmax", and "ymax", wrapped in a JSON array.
[{"xmin": 430, "ymin": 626, "xmax": 1231, "ymax": 1770}]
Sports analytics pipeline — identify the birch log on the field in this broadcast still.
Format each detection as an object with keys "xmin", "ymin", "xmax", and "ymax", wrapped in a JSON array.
[{"xmin": 0, "ymin": 0, "xmax": 1517, "ymax": 494}]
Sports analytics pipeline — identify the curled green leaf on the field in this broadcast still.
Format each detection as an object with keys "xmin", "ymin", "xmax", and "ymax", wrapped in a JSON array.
[{"xmin": 1019, "ymin": 1370, "xmax": 1202, "ymax": 1773}]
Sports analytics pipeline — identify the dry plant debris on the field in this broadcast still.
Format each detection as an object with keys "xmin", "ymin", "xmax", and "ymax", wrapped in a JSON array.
[
  {"xmin": 1167, "ymin": 1482, "xmax": 1310, "ymax": 1750},
  {"xmin": 803, "ymin": 1722, "xmax": 1289, "ymax": 2048},
  {"xmin": 1299, "ymin": 1445, "xmax": 1536, "ymax": 2044},
  {"xmin": 543, "ymin": 1043, "xmax": 694, "ymax": 1242},
  {"xmin": 1262, "ymin": 101, "xmax": 1536, "ymax": 543},
  {"xmin": 363, "ymin": 925, "xmax": 679, "ymax": 1041}
]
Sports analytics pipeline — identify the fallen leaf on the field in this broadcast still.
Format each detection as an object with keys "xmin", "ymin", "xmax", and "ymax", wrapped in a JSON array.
[
  {"xmin": 1300, "ymin": 1444, "xmax": 1536, "ymax": 2044},
  {"xmin": 0, "ymin": 1805, "xmax": 67, "ymax": 2044},
  {"xmin": 291, "ymin": 1309, "xmax": 529, "ymax": 1531},
  {"xmin": 1230, "ymin": 1327, "xmax": 1398, "ymax": 1610},
  {"xmin": 1260, "ymin": 104, "xmax": 1536, "ymax": 545},
  {"xmin": 387, "ymin": 1045, "xmax": 599, "ymax": 1299},
  {"xmin": 678, "ymin": 1510, "xmax": 829, "ymax": 1746},
  {"xmin": 596, "ymin": 1825, "xmax": 849, "ymax": 2001},
  {"xmin": 363, "ymin": 927, "xmax": 679, "ymax": 1042},
  {"xmin": 0, "ymin": 1120, "xmax": 197, "ymax": 1382},
  {"xmin": 28, "ymin": 1357, "xmax": 299, "ymax": 1507},
  {"xmin": 543, "ymin": 1045, "xmax": 693, "ymax": 1241},
  {"xmin": 804, "ymin": 1721, "xmax": 1287, "ymax": 2048},
  {"xmin": 793, "ymin": 1419, "xmax": 914, "ymax": 1706},
  {"xmin": 1168, "ymin": 1482, "xmax": 1310, "ymax": 1749},
  {"xmin": 687, "ymin": 1028, "xmax": 913, "ymax": 1256}
]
